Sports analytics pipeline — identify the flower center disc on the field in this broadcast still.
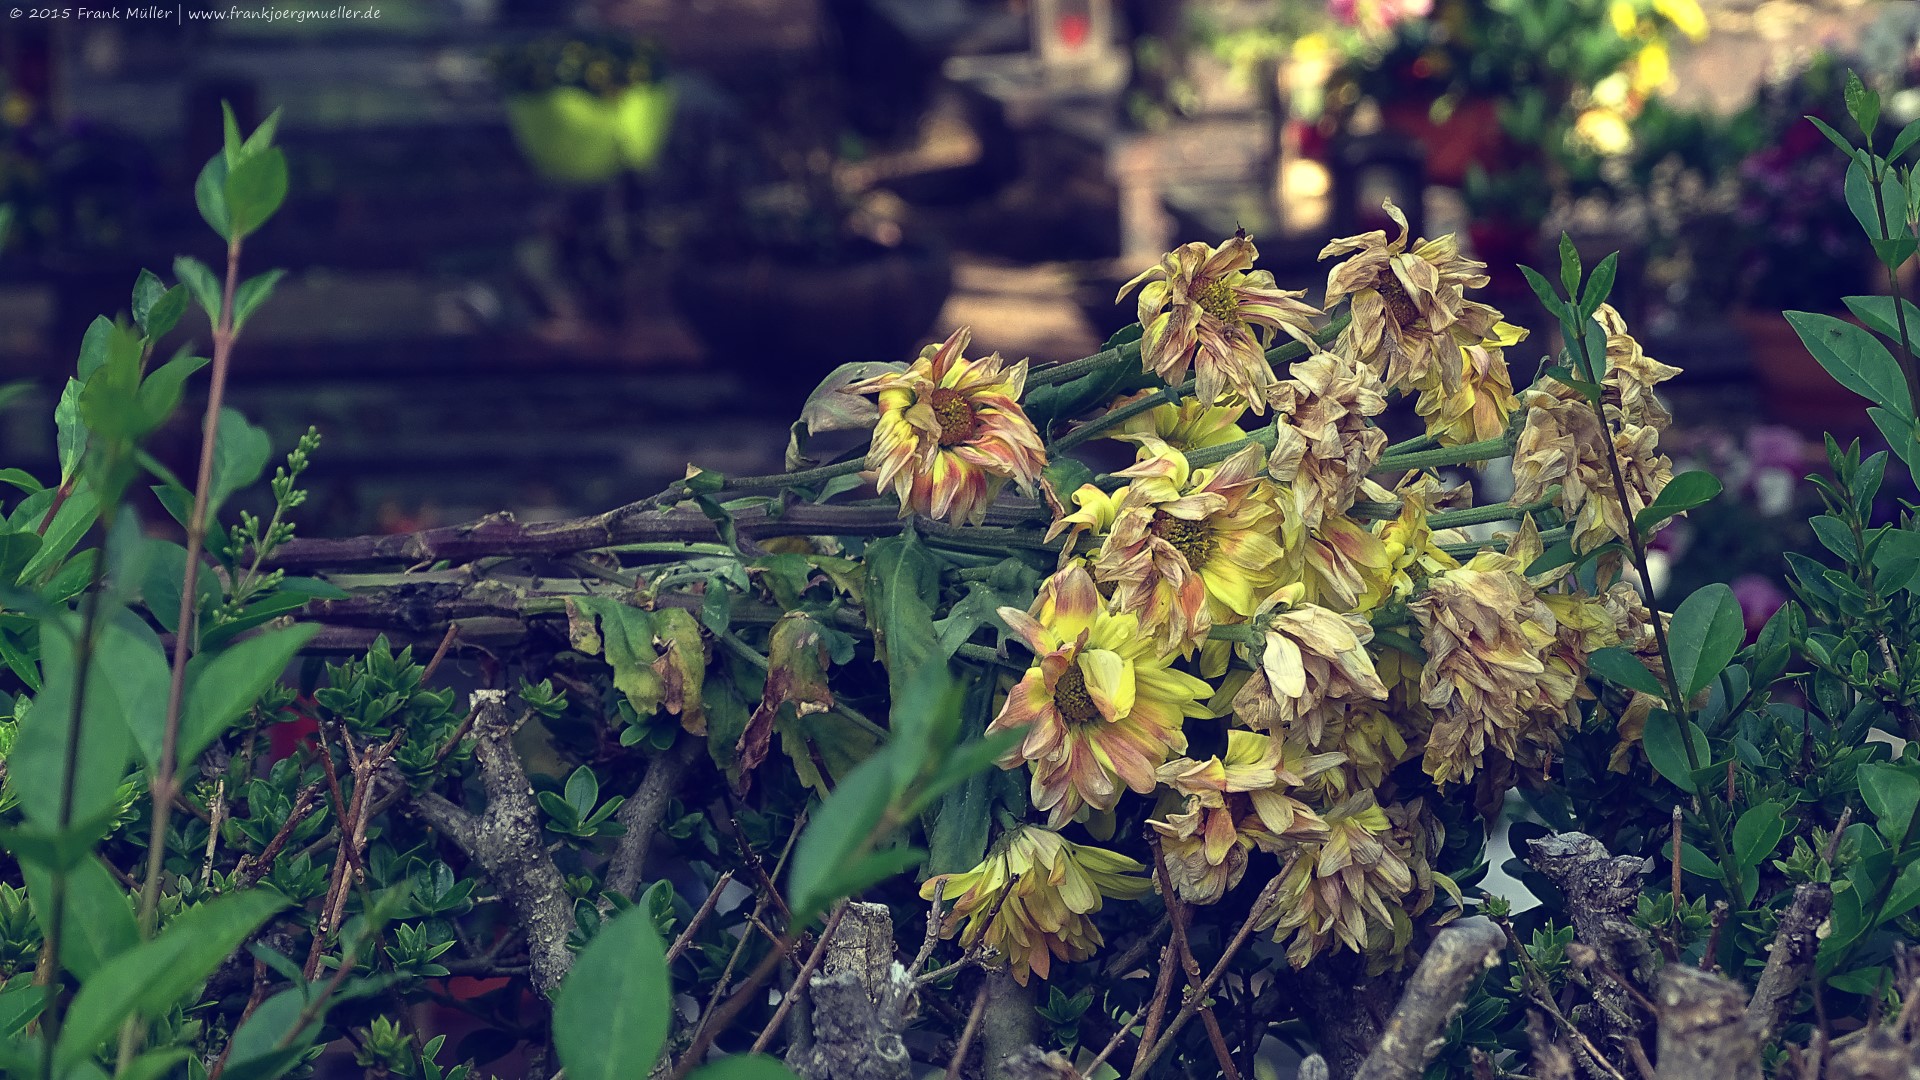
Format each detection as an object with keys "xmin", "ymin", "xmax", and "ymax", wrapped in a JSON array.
[
  {"xmin": 1152, "ymin": 511, "xmax": 1219, "ymax": 567},
  {"xmin": 1192, "ymin": 278, "xmax": 1243, "ymax": 326},
  {"xmin": 927, "ymin": 387, "xmax": 979, "ymax": 447},
  {"xmin": 1053, "ymin": 665, "xmax": 1102, "ymax": 725},
  {"xmin": 1376, "ymin": 274, "xmax": 1421, "ymax": 328}
]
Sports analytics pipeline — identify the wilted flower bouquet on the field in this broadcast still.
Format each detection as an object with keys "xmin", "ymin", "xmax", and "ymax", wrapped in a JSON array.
[{"xmin": 9, "ymin": 78, "xmax": 1920, "ymax": 1080}]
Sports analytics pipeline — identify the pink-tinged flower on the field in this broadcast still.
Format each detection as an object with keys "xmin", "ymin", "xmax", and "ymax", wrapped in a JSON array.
[
  {"xmin": 988, "ymin": 564, "xmax": 1214, "ymax": 827},
  {"xmin": 1329, "ymin": 0, "xmax": 1433, "ymax": 39},
  {"xmin": 1118, "ymin": 235, "xmax": 1321, "ymax": 412},
  {"xmin": 921, "ymin": 826, "xmax": 1150, "ymax": 984},
  {"xmin": 1258, "ymin": 791, "xmax": 1417, "ymax": 967},
  {"xmin": 850, "ymin": 327, "xmax": 1048, "ymax": 526},
  {"xmin": 1267, "ymin": 349, "xmax": 1390, "ymax": 530}
]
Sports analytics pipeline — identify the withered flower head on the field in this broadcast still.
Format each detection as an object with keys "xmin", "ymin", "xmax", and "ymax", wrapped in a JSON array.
[
  {"xmin": 851, "ymin": 326, "xmax": 1047, "ymax": 525},
  {"xmin": 921, "ymin": 826, "xmax": 1150, "ymax": 984},
  {"xmin": 1119, "ymin": 235, "xmax": 1321, "ymax": 412},
  {"xmin": 1320, "ymin": 199, "xmax": 1499, "ymax": 394},
  {"xmin": 988, "ymin": 563, "xmax": 1213, "ymax": 827}
]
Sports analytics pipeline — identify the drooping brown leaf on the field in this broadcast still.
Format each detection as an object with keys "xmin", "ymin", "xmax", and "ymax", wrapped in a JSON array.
[{"xmin": 736, "ymin": 612, "xmax": 836, "ymax": 781}]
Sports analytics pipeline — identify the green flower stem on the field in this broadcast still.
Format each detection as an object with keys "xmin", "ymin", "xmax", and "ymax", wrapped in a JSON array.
[
  {"xmin": 1207, "ymin": 623, "xmax": 1257, "ymax": 643},
  {"xmin": 1373, "ymin": 435, "xmax": 1512, "ymax": 474},
  {"xmin": 1438, "ymin": 524, "xmax": 1569, "ymax": 560},
  {"xmin": 1384, "ymin": 431, "xmax": 1439, "ymax": 456},
  {"xmin": 1429, "ymin": 494, "xmax": 1559, "ymax": 530},
  {"xmin": 1027, "ymin": 339, "xmax": 1143, "ymax": 388}
]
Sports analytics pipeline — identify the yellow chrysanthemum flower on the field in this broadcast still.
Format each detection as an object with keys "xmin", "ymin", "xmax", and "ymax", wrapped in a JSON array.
[
  {"xmin": 1321, "ymin": 199, "xmax": 1501, "ymax": 395},
  {"xmin": 1374, "ymin": 478, "xmax": 1461, "ymax": 603},
  {"xmin": 989, "ymin": 563, "xmax": 1213, "ymax": 827},
  {"xmin": 1118, "ymin": 234, "xmax": 1321, "ymax": 412},
  {"xmin": 1413, "ymin": 321, "xmax": 1526, "ymax": 447},
  {"xmin": 1410, "ymin": 551, "xmax": 1561, "ymax": 785},
  {"xmin": 1258, "ymin": 791, "xmax": 1417, "ymax": 967},
  {"xmin": 1232, "ymin": 583, "xmax": 1389, "ymax": 738},
  {"xmin": 1057, "ymin": 440, "xmax": 1288, "ymax": 654},
  {"xmin": 850, "ymin": 326, "xmax": 1047, "ymax": 526},
  {"xmin": 1150, "ymin": 730, "xmax": 1342, "ymax": 904},
  {"xmin": 1108, "ymin": 393, "xmax": 1250, "ymax": 454},
  {"xmin": 1267, "ymin": 349, "xmax": 1389, "ymax": 530},
  {"xmin": 921, "ymin": 826, "xmax": 1150, "ymax": 985}
]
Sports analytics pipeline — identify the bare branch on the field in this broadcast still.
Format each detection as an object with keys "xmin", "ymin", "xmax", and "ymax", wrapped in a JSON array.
[
  {"xmin": 1353, "ymin": 919, "xmax": 1505, "ymax": 1080},
  {"xmin": 1745, "ymin": 883, "xmax": 1833, "ymax": 1043},
  {"xmin": 1653, "ymin": 966, "xmax": 1761, "ymax": 1080}
]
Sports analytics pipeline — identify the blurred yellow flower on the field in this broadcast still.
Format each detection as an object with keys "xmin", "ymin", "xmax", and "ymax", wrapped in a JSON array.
[
  {"xmin": 922, "ymin": 826, "xmax": 1150, "ymax": 984},
  {"xmin": 1656, "ymin": 0, "xmax": 1708, "ymax": 40},
  {"xmin": 851, "ymin": 326, "xmax": 1047, "ymax": 525},
  {"xmin": 989, "ymin": 563, "xmax": 1213, "ymax": 826},
  {"xmin": 1119, "ymin": 234, "xmax": 1321, "ymax": 411}
]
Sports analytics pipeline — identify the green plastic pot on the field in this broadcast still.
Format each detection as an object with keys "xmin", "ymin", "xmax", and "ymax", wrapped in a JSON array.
[{"xmin": 505, "ymin": 83, "xmax": 675, "ymax": 184}]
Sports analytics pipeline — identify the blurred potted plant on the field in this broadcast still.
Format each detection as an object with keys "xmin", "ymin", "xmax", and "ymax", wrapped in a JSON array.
[
  {"xmin": 495, "ymin": 33, "xmax": 674, "ymax": 185},
  {"xmin": 1728, "ymin": 55, "xmax": 1882, "ymax": 433},
  {"xmin": 660, "ymin": 63, "xmax": 952, "ymax": 403},
  {"xmin": 1326, "ymin": 0, "xmax": 1706, "ymax": 187}
]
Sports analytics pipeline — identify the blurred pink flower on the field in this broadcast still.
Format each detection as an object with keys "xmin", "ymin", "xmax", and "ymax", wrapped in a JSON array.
[
  {"xmin": 1732, "ymin": 573, "xmax": 1788, "ymax": 640},
  {"xmin": 1329, "ymin": 0, "xmax": 1433, "ymax": 37}
]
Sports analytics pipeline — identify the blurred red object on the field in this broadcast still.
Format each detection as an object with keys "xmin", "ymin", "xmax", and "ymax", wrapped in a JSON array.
[{"xmin": 1057, "ymin": 11, "xmax": 1090, "ymax": 48}]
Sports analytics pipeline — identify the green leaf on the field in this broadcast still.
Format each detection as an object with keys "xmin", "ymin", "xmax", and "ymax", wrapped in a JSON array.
[
  {"xmin": 1518, "ymin": 265, "xmax": 1570, "ymax": 322},
  {"xmin": 1875, "ymin": 529, "xmax": 1920, "ymax": 593},
  {"xmin": 686, "ymin": 1054, "xmax": 802, "ymax": 1080},
  {"xmin": 1881, "ymin": 859, "xmax": 1920, "ymax": 924},
  {"xmin": 1845, "ymin": 295, "xmax": 1920, "ymax": 344},
  {"xmin": 19, "ymin": 856, "xmax": 137, "ymax": 979},
  {"xmin": 135, "ymin": 354, "xmax": 210, "ymax": 435},
  {"xmin": 1557, "ymin": 233, "xmax": 1581, "ymax": 299},
  {"xmin": 178, "ymin": 624, "xmax": 320, "ymax": 770},
  {"xmin": 1847, "ymin": 69, "xmax": 1881, "ymax": 140},
  {"xmin": 572, "ymin": 597, "xmax": 663, "ymax": 718},
  {"xmin": 1634, "ymin": 470, "xmax": 1721, "ymax": 534},
  {"xmin": 11, "ymin": 615, "xmax": 135, "ymax": 831},
  {"xmin": 1874, "ymin": 238, "xmax": 1918, "ymax": 267},
  {"xmin": 233, "ymin": 269, "xmax": 285, "ymax": 334},
  {"xmin": 1891, "ymin": 118, "xmax": 1920, "ymax": 161},
  {"xmin": 1587, "ymin": 646, "xmax": 1664, "ymax": 697},
  {"xmin": 789, "ymin": 751, "xmax": 896, "ymax": 925},
  {"xmin": 1847, "ymin": 157, "xmax": 1888, "ymax": 241},
  {"xmin": 172, "ymin": 256, "xmax": 222, "ymax": 330},
  {"xmin": 862, "ymin": 529, "xmax": 943, "ymax": 704},
  {"xmin": 552, "ymin": 904, "xmax": 672, "ymax": 1080},
  {"xmin": 55, "ymin": 890, "xmax": 288, "ymax": 1072},
  {"xmin": 1807, "ymin": 115, "xmax": 1855, "ymax": 157},
  {"xmin": 196, "ymin": 152, "xmax": 233, "ymax": 240},
  {"xmin": 1859, "ymin": 762, "xmax": 1920, "ymax": 842},
  {"xmin": 1642, "ymin": 709, "xmax": 1708, "ymax": 794},
  {"xmin": 76, "ymin": 316, "xmax": 114, "ymax": 380},
  {"xmin": 225, "ymin": 148, "xmax": 289, "ymax": 239},
  {"xmin": 209, "ymin": 408, "xmax": 272, "ymax": 517},
  {"xmin": 222, "ymin": 988, "xmax": 323, "ymax": 1080},
  {"xmin": 94, "ymin": 617, "xmax": 170, "ymax": 772},
  {"xmin": 1668, "ymin": 583, "xmax": 1744, "ymax": 698},
  {"xmin": 1870, "ymin": 405, "xmax": 1920, "ymax": 477},
  {"xmin": 131, "ymin": 270, "xmax": 167, "ymax": 331},
  {"xmin": 1579, "ymin": 251, "xmax": 1618, "ymax": 318},
  {"xmin": 1786, "ymin": 310, "xmax": 1914, "ymax": 415},
  {"xmin": 1732, "ymin": 802, "xmax": 1787, "ymax": 870}
]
